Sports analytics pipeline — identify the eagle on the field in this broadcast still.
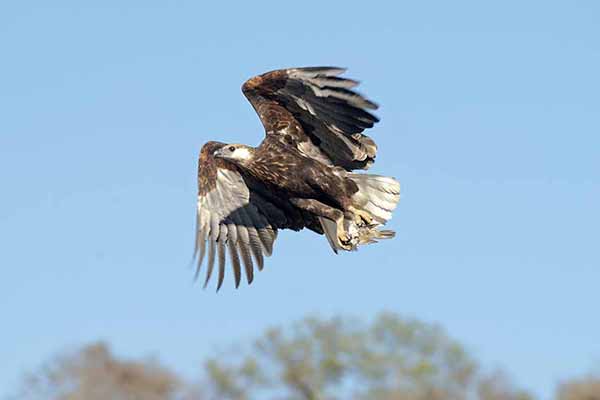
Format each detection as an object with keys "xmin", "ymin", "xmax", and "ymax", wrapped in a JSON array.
[{"xmin": 194, "ymin": 67, "xmax": 400, "ymax": 290}]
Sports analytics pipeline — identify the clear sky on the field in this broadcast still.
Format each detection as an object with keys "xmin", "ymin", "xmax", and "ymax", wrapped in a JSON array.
[{"xmin": 1, "ymin": 1, "xmax": 599, "ymax": 398}]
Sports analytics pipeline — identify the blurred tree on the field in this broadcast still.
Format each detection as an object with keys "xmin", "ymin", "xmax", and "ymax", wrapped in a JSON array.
[
  {"xmin": 204, "ymin": 312, "xmax": 532, "ymax": 400},
  {"xmin": 17, "ymin": 342, "xmax": 196, "ymax": 400},
  {"xmin": 477, "ymin": 370, "xmax": 533, "ymax": 400},
  {"xmin": 15, "ymin": 313, "xmax": 536, "ymax": 400},
  {"xmin": 556, "ymin": 375, "xmax": 600, "ymax": 400}
]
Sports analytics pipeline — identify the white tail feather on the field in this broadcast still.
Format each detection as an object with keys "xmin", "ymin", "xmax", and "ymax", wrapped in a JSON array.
[{"xmin": 349, "ymin": 173, "xmax": 400, "ymax": 224}]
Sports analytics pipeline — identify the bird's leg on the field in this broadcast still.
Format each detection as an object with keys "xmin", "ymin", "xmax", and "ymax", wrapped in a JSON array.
[
  {"xmin": 347, "ymin": 205, "xmax": 374, "ymax": 227},
  {"xmin": 303, "ymin": 171, "xmax": 373, "ymax": 228},
  {"xmin": 289, "ymin": 198, "xmax": 352, "ymax": 250}
]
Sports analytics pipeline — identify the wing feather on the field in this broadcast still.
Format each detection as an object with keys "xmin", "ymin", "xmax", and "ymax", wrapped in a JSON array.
[
  {"xmin": 194, "ymin": 222, "xmax": 208, "ymax": 281},
  {"xmin": 234, "ymin": 222, "xmax": 254, "ymax": 284},
  {"xmin": 195, "ymin": 141, "xmax": 284, "ymax": 290},
  {"xmin": 204, "ymin": 218, "xmax": 217, "ymax": 289},
  {"xmin": 242, "ymin": 67, "xmax": 380, "ymax": 170},
  {"xmin": 238, "ymin": 207, "xmax": 265, "ymax": 271},
  {"xmin": 216, "ymin": 224, "xmax": 227, "ymax": 291},
  {"xmin": 256, "ymin": 218, "xmax": 275, "ymax": 256},
  {"xmin": 306, "ymin": 96, "xmax": 377, "ymax": 129},
  {"xmin": 226, "ymin": 223, "xmax": 241, "ymax": 288}
]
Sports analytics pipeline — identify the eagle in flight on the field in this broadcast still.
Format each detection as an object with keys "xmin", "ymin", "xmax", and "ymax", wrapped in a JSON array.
[{"xmin": 194, "ymin": 67, "xmax": 400, "ymax": 290}]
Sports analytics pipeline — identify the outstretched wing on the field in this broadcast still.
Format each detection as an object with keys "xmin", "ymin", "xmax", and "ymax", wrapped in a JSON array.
[
  {"xmin": 242, "ymin": 67, "xmax": 380, "ymax": 170},
  {"xmin": 195, "ymin": 141, "xmax": 290, "ymax": 291}
]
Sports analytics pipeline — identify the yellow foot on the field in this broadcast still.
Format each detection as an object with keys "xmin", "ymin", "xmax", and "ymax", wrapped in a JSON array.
[
  {"xmin": 336, "ymin": 219, "xmax": 353, "ymax": 250},
  {"xmin": 349, "ymin": 207, "xmax": 373, "ymax": 226}
]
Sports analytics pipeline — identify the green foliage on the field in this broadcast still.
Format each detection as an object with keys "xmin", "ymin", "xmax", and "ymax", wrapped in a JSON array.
[
  {"xmin": 205, "ymin": 313, "xmax": 526, "ymax": 400},
  {"xmin": 15, "ymin": 313, "xmax": 546, "ymax": 400}
]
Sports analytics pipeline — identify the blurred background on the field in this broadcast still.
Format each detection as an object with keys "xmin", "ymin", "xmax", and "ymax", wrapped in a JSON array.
[{"xmin": 1, "ymin": 1, "xmax": 599, "ymax": 399}]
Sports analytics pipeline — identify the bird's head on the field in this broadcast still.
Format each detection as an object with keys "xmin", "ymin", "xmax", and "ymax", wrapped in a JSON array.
[{"xmin": 213, "ymin": 144, "xmax": 255, "ymax": 165}]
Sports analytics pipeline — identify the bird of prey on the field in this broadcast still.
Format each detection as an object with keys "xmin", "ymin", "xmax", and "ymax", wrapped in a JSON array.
[{"xmin": 194, "ymin": 67, "xmax": 400, "ymax": 290}]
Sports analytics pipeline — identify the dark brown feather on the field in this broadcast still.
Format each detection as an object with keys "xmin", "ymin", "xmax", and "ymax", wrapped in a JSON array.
[
  {"xmin": 195, "ymin": 67, "xmax": 384, "ymax": 289},
  {"xmin": 242, "ymin": 67, "xmax": 380, "ymax": 170},
  {"xmin": 195, "ymin": 142, "xmax": 298, "ymax": 290}
]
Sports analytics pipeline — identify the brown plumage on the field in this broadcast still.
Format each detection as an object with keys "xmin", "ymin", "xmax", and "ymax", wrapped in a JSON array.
[{"xmin": 194, "ymin": 67, "xmax": 400, "ymax": 290}]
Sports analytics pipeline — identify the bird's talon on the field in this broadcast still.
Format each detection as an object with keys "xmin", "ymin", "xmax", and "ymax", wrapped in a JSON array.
[
  {"xmin": 355, "ymin": 210, "xmax": 373, "ymax": 226},
  {"xmin": 337, "ymin": 230, "xmax": 353, "ymax": 250}
]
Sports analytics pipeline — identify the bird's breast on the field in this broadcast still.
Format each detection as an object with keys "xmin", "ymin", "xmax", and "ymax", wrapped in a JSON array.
[{"xmin": 247, "ymin": 155, "xmax": 314, "ymax": 195}]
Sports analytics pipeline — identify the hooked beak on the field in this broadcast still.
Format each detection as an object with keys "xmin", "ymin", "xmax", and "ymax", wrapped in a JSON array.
[{"xmin": 213, "ymin": 148, "xmax": 224, "ymax": 158}]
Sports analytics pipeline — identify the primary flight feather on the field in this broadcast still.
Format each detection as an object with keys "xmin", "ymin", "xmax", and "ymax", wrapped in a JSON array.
[{"xmin": 194, "ymin": 67, "xmax": 400, "ymax": 290}]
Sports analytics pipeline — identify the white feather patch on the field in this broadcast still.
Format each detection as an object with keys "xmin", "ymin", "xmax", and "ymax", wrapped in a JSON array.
[
  {"xmin": 231, "ymin": 147, "xmax": 252, "ymax": 161},
  {"xmin": 349, "ymin": 173, "xmax": 400, "ymax": 224}
]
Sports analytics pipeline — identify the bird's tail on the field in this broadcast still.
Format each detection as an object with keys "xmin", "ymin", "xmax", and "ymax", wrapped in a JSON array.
[
  {"xmin": 320, "ymin": 173, "xmax": 400, "ymax": 253},
  {"xmin": 349, "ymin": 173, "xmax": 400, "ymax": 225},
  {"xmin": 347, "ymin": 173, "xmax": 400, "ymax": 249}
]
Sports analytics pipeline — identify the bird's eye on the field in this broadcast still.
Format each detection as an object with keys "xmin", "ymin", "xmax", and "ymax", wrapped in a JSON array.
[{"xmin": 228, "ymin": 146, "xmax": 235, "ymax": 152}]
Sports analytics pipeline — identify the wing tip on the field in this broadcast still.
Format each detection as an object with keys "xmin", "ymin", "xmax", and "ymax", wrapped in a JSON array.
[{"xmin": 290, "ymin": 66, "xmax": 347, "ymax": 78}]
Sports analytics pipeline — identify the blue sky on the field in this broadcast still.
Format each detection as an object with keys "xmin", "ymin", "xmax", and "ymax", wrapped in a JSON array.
[{"xmin": 1, "ymin": 1, "xmax": 599, "ymax": 398}]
